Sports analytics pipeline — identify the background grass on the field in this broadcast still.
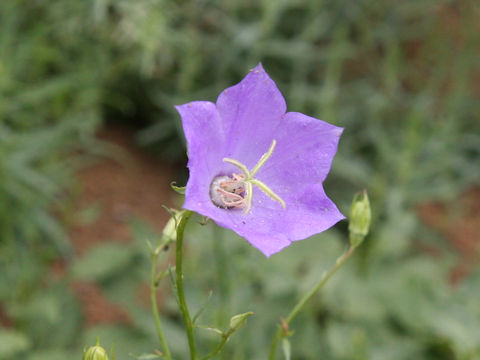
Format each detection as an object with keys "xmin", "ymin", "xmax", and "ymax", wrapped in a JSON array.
[{"xmin": 0, "ymin": 0, "xmax": 479, "ymax": 359}]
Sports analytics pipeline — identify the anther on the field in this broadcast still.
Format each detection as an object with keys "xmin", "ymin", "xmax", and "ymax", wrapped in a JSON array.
[{"xmin": 210, "ymin": 175, "xmax": 246, "ymax": 209}]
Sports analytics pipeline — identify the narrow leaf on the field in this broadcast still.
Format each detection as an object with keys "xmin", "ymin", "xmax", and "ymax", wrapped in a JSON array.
[
  {"xmin": 192, "ymin": 290, "xmax": 213, "ymax": 325},
  {"xmin": 170, "ymin": 182, "xmax": 186, "ymax": 194},
  {"xmin": 197, "ymin": 325, "xmax": 223, "ymax": 336},
  {"xmin": 282, "ymin": 339, "xmax": 291, "ymax": 360}
]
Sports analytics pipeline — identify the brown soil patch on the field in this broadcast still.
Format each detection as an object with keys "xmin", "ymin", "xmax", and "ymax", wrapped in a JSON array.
[
  {"xmin": 417, "ymin": 187, "xmax": 480, "ymax": 283},
  {"xmin": 72, "ymin": 281, "xmax": 131, "ymax": 326},
  {"xmin": 71, "ymin": 126, "xmax": 177, "ymax": 255},
  {"xmin": 69, "ymin": 125, "xmax": 179, "ymax": 326},
  {"xmin": 0, "ymin": 305, "xmax": 13, "ymax": 327}
]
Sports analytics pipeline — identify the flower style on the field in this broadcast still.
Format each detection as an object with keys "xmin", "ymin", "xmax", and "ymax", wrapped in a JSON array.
[{"xmin": 175, "ymin": 64, "xmax": 345, "ymax": 257}]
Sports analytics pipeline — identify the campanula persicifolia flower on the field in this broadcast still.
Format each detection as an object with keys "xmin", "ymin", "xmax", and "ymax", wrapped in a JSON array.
[{"xmin": 176, "ymin": 64, "xmax": 345, "ymax": 256}]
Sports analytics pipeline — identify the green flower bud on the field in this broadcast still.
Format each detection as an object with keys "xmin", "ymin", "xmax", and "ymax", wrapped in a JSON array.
[
  {"xmin": 348, "ymin": 190, "xmax": 371, "ymax": 247},
  {"xmin": 162, "ymin": 214, "xmax": 178, "ymax": 243},
  {"xmin": 83, "ymin": 343, "xmax": 109, "ymax": 360},
  {"xmin": 160, "ymin": 210, "xmax": 185, "ymax": 247},
  {"xmin": 229, "ymin": 312, "xmax": 254, "ymax": 331}
]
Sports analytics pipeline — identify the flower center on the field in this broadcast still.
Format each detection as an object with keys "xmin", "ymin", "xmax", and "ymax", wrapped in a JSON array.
[{"xmin": 209, "ymin": 139, "xmax": 286, "ymax": 214}]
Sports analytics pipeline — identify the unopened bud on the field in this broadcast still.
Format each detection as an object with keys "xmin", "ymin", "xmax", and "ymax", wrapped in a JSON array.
[
  {"xmin": 162, "ymin": 216, "xmax": 177, "ymax": 244},
  {"xmin": 229, "ymin": 312, "xmax": 254, "ymax": 331},
  {"xmin": 83, "ymin": 343, "xmax": 109, "ymax": 360},
  {"xmin": 348, "ymin": 190, "xmax": 371, "ymax": 247},
  {"xmin": 161, "ymin": 210, "xmax": 185, "ymax": 245}
]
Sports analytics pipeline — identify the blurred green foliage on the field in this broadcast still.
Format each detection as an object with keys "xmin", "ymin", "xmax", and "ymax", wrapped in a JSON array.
[
  {"xmin": 0, "ymin": 0, "xmax": 479, "ymax": 359},
  {"xmin": 0, "ymin": 1, "xmax": 104, "ymax": 357}
]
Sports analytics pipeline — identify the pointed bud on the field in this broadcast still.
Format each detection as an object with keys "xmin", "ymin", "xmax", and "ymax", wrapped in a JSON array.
[
  {"xmin": 229, "ymin": 312, "xmax": 254, "ymax": 331},
  {"xmin": 348, "ymin": 190, "xmax": 371, "ymax": 247},
  {"xmin": 159, "ymin": 210, "xmax": 185, "ymax": 248},
  {"xmin": 83, "ymin": 343, "xmax": 109, "ymax": 360},
  {"xmin": 161, "ymin": 215, "xmax": 177, "ymax": 244}
]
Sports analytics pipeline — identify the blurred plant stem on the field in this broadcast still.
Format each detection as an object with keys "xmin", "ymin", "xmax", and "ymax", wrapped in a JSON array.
[
  {"xmin": 269, "ymin": 191, "xmax": 370, "ymax": 359},
  {"xmin": 176, "ymin": 210, "xmax": 198, "ymax": 360},
  {"xmin": 213, "ymin": 226, "xmax": 231, "ymax": 328},
  {"xmin": 268, "ymin": 190, "xmax": 372, "ymax": 360},
  {"xmin": 268, "ymin": 245, "xmax": 357, "ymax": 360},
  {"xmin": 150, "ymin": 244, "xmax": 172, "ymax": 360},
  {"xmin": 200, "ymin": 335, "xmax": 230, "ymax": 360}
]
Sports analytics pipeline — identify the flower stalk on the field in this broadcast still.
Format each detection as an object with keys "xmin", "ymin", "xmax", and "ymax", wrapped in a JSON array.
[
  {"xmin": 213, "ymin": 226, "xmax": 231, "ymax": 326},
  {"xmin": 150, "ymin": 243, "xmax": 173, "ymax": 360},
  {"xmin": 268, "ymin": 245, "xmax": 356, "ymax": 360},
  {"xmin": 268, "ymin": 191, "xmax": 371, "ymax": 359},
  {"xmin": 200, "ymin": 312, "xmax": 254, "ymax": 360},
  {"xmin": 175, "ymin": 210, "xmax": 198, "ymax": 360}
]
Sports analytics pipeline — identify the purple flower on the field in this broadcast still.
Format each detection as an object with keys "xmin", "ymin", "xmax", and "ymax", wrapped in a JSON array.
[{"xmin": 175, "ymin": 64, "xmax": 345, "ymax": 257}]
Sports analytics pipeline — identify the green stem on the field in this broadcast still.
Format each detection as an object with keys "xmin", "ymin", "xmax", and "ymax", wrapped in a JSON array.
[
  {"xmin": 213, "ymin": 226, "xmax": 230, "ymax": 326},
  {"xmin": 176, "ymin": 210, "xmax": 198, "ymax": 360},
  {"xmin": 150, "ymin": 248, "xmax": 172, "ymax": 360},
  {"xmin": 200, "ymin": 330, "xmax": 232, "ymax": 360},
  {"xmin": 268, "ymin": 245, "xmax": 356, "ymax": 360}
]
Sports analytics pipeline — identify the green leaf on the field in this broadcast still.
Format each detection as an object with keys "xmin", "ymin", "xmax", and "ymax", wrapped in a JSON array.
[
  {"xmin": 167, "ymin": 266, "xmax": 179, "ymax": 304},
  {"xmin": 72, "ymin": 243, "xmax": 136, "ymax": 281},
  {"xmin": 27, "ymin": 349, "xmax": 72, "ymax": 360},
  {"xmin": 192, "ymin": 290, "xmax": 213, "ymax": 325},
  {"xmin": 196, "ymin": 325, "xmax": 223, "ymax": 336},
  {"xmin": 170, "ymin": 182, "xmax": 185, "ymax": 195},
  {"xmin": 0, "ymin": 329, "xmax": 31, "ymax": 359}
]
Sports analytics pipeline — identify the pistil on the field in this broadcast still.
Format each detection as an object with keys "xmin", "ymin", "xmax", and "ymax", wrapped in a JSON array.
[{"xmin": 209, "ymin": 140, "xmax": 286, "ymax": 214}]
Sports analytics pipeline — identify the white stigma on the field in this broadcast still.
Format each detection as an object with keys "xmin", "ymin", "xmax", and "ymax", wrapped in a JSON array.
[{"xmin": 210, "ymin": 174, "xmax": 246, "ymax": 209}]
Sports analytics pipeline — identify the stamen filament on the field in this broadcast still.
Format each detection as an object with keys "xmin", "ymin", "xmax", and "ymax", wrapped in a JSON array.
[
  {"xmin": 223, "ymin": 158, "xmax": 250, "ymax": 177},
  {"xmin": 219, "ymin": 139, "xmax": 285, "ymax": 214},
  {"xmin": 244, "ymin": 182, "xmax": 253, "ymax": 214},
  {"xmin": 250, "ymin": 178, "xmax": 286, "ymax": 209},
  {"xmin": 250, "ymin": 139, "xmax": 276, "ymax": 177}
]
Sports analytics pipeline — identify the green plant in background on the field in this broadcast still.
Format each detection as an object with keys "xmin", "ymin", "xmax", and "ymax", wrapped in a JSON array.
[
  {"xmin": 0, "ymin": 1, "xmax": 105, "ymax": 358},
  {"xmin": 268, "ymin": 191, "xmax": 372, "ymax": 360},
  {"xmin": 141, "ymin": 189, "xmax": 369, "ymax": 360}
]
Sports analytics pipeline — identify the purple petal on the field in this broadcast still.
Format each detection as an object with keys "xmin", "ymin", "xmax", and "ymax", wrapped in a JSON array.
[
  {"xmin": 243, "ymin": 112, "xmax": 345, "ymax": 255},
  {"xmin": 246, "ymin": 184, "xmax": 345, "ymax": 256},
  {"xmin": 175, "ymin": 101, "xmax": 226, "ymax": 211},
  {"xmin": 216, "ymin": 63, "xmax": 286, "ymax": 169},
  {"xmin": 260, "ymin": 112, "xmax": 344, "ymax": 186}
]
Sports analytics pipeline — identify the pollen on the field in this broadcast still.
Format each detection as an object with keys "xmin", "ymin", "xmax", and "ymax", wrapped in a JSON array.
[{"xmin": 210, "ymin": 174, "xmax": 247, "ymax": 209}]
